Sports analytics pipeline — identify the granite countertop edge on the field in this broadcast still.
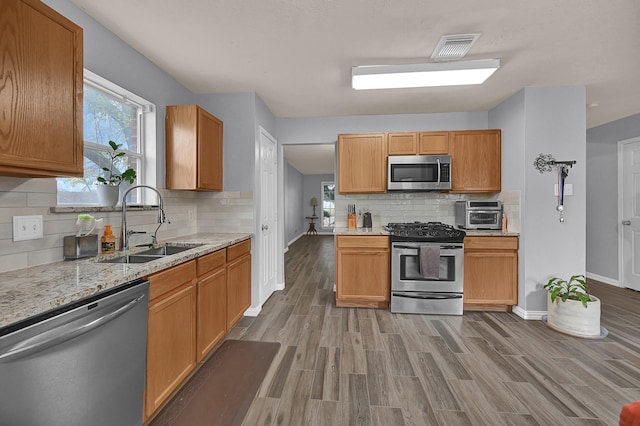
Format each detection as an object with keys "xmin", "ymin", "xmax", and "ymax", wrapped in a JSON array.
[{"xmin": 0, "ymin": 232, "xmax": 252, "ymax": 329}]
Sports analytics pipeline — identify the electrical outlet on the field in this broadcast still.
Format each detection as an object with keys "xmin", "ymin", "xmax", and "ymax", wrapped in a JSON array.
[
  {"xmin": 554, "ymin": 183, "xmax": 573, "ymax": 196},
  {"xmin": 13, "ymin": 215, "xmax": 44, "ymax": 241}
]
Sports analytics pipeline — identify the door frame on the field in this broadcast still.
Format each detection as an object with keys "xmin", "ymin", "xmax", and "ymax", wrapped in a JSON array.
[{"xmin": 618, "ymin": 136, "xmax": 640, "ymax": 289}]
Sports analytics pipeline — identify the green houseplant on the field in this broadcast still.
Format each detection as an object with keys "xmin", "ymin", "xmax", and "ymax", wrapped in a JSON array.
[
  {"xmin": 96, "ymin": 141, "xmax": 136, "ymax": 206},
  {"xmin": 97, "ymin": 141, "xmax": 136, "ymax": 186},
  {"xmin": 543, "ymin": 274, "xmax": 603, "ymax": 338}
]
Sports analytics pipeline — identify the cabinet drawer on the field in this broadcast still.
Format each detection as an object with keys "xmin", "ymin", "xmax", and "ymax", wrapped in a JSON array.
[
  {"xmin": 464, "ymin": 236, "xmax": 518, "ymax": 251},
  {"xmin": 148, "ymin": 260, "xmax": 196, "ymax": 301},
  {"xmin": 197, "ymin": 249, "xmax": 226, "ymax": 276},
  {"xmin": 336, "ymin": 235, "xmax": 389, "ymax": 249},
  {"xmin": 227, "ymin": 239, "xmax": 251, "ymax": 262}
]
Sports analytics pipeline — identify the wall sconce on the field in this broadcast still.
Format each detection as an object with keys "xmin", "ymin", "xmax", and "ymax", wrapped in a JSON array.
[{"xmin": 310, "ymin": 197, "xmax": 318, "ymax": 216}]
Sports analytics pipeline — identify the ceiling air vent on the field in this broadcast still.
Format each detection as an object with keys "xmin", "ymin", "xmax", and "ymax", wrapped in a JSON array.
[{"xmin": 430, "ymin": 34, "xmax": 481, "ymax": 61}]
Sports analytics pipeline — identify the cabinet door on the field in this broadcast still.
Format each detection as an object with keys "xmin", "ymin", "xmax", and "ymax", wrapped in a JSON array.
[
  {"xmin": 336, "ymin": 236, "xmax": 390, "ymax": 308},
  {"xmin": 0, "ymin": 0, "xmax": 83, "ymax": 178},
  {"xmin": 165, "ymin": 104, "xmax": 223, "ymax": 191},
  {"xmin": 227, "ymin": 253, "xmax": 251, "ymax": 329},
  {"xmin": 449, "ymin": 130, "xmax": 501, "ymax": 193},
  {"xmin": 145, "ymin": 283, "xmax": 197, "ymax": 419},
  {"xmin": 464, "ymin": 236, "xmax": 518, "ymax": 310},
  {"xmin": 338, "ymin": 134, "xmax": 387, "ymax": 194},
  {"xmin": 197, "ymin": 107, "xmax": 223, "ymax": 191},
  {"xmin": 388, "ymin": 133, "xmax": 417, "ymax": 155},
  {"xmin": 197, "ymin": 267, "xmax": 227, "ymax": 362},
  {"xmin": 418, "ymin": 132, "xmax": 449, "ymax": 154}
]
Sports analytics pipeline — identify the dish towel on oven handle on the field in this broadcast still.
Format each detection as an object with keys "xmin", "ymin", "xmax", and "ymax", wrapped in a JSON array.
[{"xmin": 419, "ymin": 245, "xmax": 440, "ymax": 279}]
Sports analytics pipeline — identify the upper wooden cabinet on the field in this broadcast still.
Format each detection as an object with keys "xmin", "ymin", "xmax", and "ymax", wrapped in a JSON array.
[
  {"xmin": 449, "ymin": 129, "xmax": 501, "ymax": 193},
  {"xmin": 337, "ymin": 133, "xmax": 387, "ymax": 194},
  {"xmin": 388, "ymin": 132, "xmax": 449, "ymax": 155},
  {"xmin": 166, "ymin": 105, "xmax": 223, "ymax": 191},
  {"xmin": 0, "ymin": 0, "xmax": 83, "ymax": 178}
]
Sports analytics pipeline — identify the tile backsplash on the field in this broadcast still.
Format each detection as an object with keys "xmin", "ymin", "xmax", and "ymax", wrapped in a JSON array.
[
  {"xmin": 335, "ymin": 190, "xmax": 521, "ymax": 232},
  {"xmin": 0, "ymin": 176, "xmax": 254, "ymax": 273}
]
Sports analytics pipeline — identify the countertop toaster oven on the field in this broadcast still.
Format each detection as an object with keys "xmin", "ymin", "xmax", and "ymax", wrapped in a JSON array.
[{"xmin": 455, "ymin": 200, "xmax": 503, "ymax": 230}]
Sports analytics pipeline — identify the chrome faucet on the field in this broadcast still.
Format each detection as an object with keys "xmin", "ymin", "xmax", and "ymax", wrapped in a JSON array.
[{"xmin": 121, "ymin": 185, "xmax": 170, "ymax": 251}]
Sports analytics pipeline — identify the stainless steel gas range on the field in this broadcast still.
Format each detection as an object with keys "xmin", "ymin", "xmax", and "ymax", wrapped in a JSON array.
[{"xmin": 386, "ymin": 222, "xmax": 466, "ymax": 315}]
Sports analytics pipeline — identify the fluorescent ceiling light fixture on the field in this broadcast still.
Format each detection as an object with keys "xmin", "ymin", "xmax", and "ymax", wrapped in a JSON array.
[{"xmin": 352, "ymin": 59, "xmax": 500, "ymax": 90}]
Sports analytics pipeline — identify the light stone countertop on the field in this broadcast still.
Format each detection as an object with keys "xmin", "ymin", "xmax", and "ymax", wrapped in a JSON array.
[
  {"xmin": 333, "ymin": 226, "xmax": 390, "ymax": 236},
  {"xmin": 0, "ymin": 233, "xmax": 252, "ymax": 329},
  {"xmin": 462, "ymin": 230, "xmax": 520, "ymax": 237}
]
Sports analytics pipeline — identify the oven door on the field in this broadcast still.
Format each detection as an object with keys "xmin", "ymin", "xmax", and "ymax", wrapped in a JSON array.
[
  {"xmin": 467, "ymin": 210, "xmax": 501, "ymax": 229},
  {"xmin": 391, "ymin": 242, "xmax": 463, "ymax": 293}
]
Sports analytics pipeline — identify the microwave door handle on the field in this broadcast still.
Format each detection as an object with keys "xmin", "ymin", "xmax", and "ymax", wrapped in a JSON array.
[{"xmin": 437, "ymin": 158, "xmax": 441, "ymax": 184}]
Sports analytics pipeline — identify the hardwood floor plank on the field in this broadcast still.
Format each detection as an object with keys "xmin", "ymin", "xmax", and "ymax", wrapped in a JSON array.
[
  {"xmin": 435, "ymin": 410, "xmax": 474, "ymax": 426},
  {"xmin": 370, "ymin": 406, "xmax": 406, "ymax": 426},
  {"xmin": 265, "ymin": 346, "xmax": 297, "ymax": 398},
  {"xmin": 272, "ymin": 370, "xmax": 314, "ymax": 426},
  {"xmin": 431, "ymin": 320, "xmax": 466, "ymax": 354},
  {"xmin": 341, "ymin": 332, "xmax": 367, "ymax": 374},
  {"xmin": 341, "ymin": 374, "xmax": 372, "ymax": 426},
  {"xmin": 307, "ymin": 400, "xmax": 341, "ymax": 426},
  {"xmin": 359, "ymin": 317, "xmax": 385, "ymax": 351},
  {"xmin": 365, "ymin": 350, "xmax": 401, "ymax": 407},
  {"xmin": 241, "ymin": 397, "xmax": 279, "ymax": 426},
  {"xmin": 311, "ymin": 346, "xmax": 340, "ymax": 401},
  {"xmin": 410, "ymin": 351, "xmax": 461, "ymax": 411},
  {"xmin": 384, "ymin": 334, "xmax": 415, "ymax": 377},
  {"xmin": 392, "ymin": 376, "xmax": 439, "ymax": 426},
  {"xmin": 425, "ymin": 335, "xmax": 473, "ymax": 380}
]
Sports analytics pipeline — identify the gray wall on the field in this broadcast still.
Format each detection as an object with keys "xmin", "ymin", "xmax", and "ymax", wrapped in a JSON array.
[
  {"xmin": 586, "ymin": 113, "xmax": 640, "ymax": 283},
  {"xmin": 285, "ymin": 161, "xmax": 303, "ymax": 244},
  {"xmin": 303, "ymin": 174, "xmax": 335, "ymax": 233},
  {"xmin": 490, "ymin": 86, "xmax": 587, "ymax": 313},
  {"xmin": 44, "ymin": 0, "xmax": 196, "ymax": 188}
]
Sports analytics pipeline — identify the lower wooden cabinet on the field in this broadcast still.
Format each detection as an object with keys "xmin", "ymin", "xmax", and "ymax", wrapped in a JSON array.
[
  {"xmin": 196, "ymin": 249, "xmax": 227, "ymax": 362},
  {"xmin": 144, "ymin": 239, "xmax": 252, "ymax": 420},
  {"xmin": 464, "ymin": 236, "xmax": 518, "ymax": 311},
  {"xmin": 145, "ymin": 261, "xmax": 197, "ymax": 419},
  {"xmin": 226, "ymin": 240, "xmax": 251, "ymax": 329},
  {"xmin": 335, "ymin": 235, "xmax": 390, "ymax": 308}
]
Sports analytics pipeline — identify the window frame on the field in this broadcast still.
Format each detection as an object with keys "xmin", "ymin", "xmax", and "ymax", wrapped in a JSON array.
[
  {"xmin": 56, "ymin": 69, "xmax": 156, "ymax": 207},
  {"xmin": 321, "ymin": 181, "xmax": 335, "ymax": 229}
]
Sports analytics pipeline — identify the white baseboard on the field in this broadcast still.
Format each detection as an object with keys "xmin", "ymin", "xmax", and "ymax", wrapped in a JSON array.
[
  {"xmin": 586, "ymin": 272, "xmax": 621, "ymax": 287},
  {"xmin": 276, "ymin": 280, "xmax": 285, "ymax": 291},
  {"xmin": 244, "ymin": 305, "xmax": 262, "ymax": 317},
  {"xmin": 287, "ymin": 232, "xmax": 305, "ymax": 247},
  {"xmin": 512, "ymin": 305, "xmax": 546, "ymax": 320}
]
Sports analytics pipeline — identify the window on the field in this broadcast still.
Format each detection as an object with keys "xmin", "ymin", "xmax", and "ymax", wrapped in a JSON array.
[
  {"xmin": 57, "ymin": 70, "xmax": 155, "ymax": 205},
  {"xmin": 321, "ymin": 182, "xmax": 335, "ymax": 228}
]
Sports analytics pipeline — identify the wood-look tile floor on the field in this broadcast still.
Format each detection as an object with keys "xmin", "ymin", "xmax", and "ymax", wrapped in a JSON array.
[{"xmin": 227, "ymin": 235, "xmax": 640, "ymax": 425}]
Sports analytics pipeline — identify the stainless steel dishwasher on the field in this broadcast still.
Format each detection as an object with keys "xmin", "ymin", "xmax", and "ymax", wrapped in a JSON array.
[{"xmin": 0, "ymin": 278, "xmax": 149, "ymax": 426}]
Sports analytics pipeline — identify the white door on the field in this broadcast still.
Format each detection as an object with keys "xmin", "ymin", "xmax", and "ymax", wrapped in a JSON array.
[
  {"xmin": 259, "ymin": 127, "xmax": 278, "ymax": 305},
  {"xmin": 620, "ymin": 138, "xmax": 640, "ymax": 291}
]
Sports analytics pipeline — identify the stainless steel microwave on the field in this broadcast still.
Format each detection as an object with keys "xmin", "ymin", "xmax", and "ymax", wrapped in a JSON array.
[{"xmin": 387, "ymin": 155, "xmax": 452, "ymax": 191}]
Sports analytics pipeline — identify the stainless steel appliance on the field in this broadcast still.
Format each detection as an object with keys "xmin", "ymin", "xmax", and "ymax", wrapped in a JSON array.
[
  {"xmin": 386, "ymin": 222, "xmax": 465, "ymax": 315},
  {"xmin": 362, "ymin": 212, "xmax": 373, "ymax": 229},
  {"xmin": 0, "ymin": 279, "xmax": 149, "ymax": 426},
  {"xmin": 455, "ymin": 200, "xmax": 503, "ymax": 230},
  {"xmin": 387, "ymin": 155, "xmax": 452, "ymax": 191}
]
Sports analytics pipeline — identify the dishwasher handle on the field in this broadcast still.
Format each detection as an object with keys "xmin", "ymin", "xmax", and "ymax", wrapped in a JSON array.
[{"xmin": 0, "ymin": 293, "xmax": 146, "ymax": 362}]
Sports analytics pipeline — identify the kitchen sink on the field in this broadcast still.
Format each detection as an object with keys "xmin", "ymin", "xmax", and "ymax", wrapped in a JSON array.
[
  {"xmin": 99, "ymin": 254, "xmax": 165, "ymax": 264},
  {"xmin": 99, "ymin": 243, "xmax": 202, "ymax": 264},
  {"xmin": 136, "ymin": 243, "xmax": 202, "ymax": 256}
]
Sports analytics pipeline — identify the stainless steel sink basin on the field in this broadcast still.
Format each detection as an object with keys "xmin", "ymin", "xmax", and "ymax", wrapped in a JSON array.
[
  {"xmin": 98, "ymin": 243, "xmax": 202, "ymax": 264},
  {"xmin": 136, "ymin": 243, "xmax": 202, "ymax": 256},
  {"xmin": 99, "ymin": 254, "xmax": 165, "ymax": 264}
]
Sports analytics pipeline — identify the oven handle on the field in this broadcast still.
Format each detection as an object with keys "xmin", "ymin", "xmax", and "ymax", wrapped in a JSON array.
[
  {"xmin": 393, "ymin": 244, "xmax": 462, "ymax": 250},
  {"xmin": 437, "ymin": 158, "xmax": 441, "ymax": 184},
  {"xmin": 392, "ymin": 292, "xmax": 463, "ymax": 300}
]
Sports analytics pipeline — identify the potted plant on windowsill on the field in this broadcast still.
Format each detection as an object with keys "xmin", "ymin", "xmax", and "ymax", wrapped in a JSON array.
[
  {"xmin": 543, "ymin": 274, "xmax": 606, "ymax": 338},
  {"xmin": 96, "ymin": 141, "xmax": 136, "ymax": 207}
]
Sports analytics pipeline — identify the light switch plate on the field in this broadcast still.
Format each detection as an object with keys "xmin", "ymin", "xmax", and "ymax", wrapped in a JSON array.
[
  {"xmin": 13, "ymin": 215, "xmax": 44, "ymax": 241},
  {"xmin": 554, "ymin": 183, "xmax": 573, "ymax": 196}
]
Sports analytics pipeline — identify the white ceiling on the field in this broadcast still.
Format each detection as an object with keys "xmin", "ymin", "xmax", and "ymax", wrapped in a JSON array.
[{"xmin": 71, "ymin": 0, "xmax": 640, "ymax": 174}]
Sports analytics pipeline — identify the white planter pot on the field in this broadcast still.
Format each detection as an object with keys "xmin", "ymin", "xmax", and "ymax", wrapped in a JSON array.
[
  {"xmin": 546, "ymin": 293, "xmax": 602, "ymax": 338},
  {"xmin": 96, "ymin": 185, "xmax": 120, "ymax": 207}
]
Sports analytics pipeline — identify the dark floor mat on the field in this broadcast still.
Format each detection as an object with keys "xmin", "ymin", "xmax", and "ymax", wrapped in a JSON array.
[{"xmin": 150, "ymin": 339, "xmax": 281, "ymax": 426}]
